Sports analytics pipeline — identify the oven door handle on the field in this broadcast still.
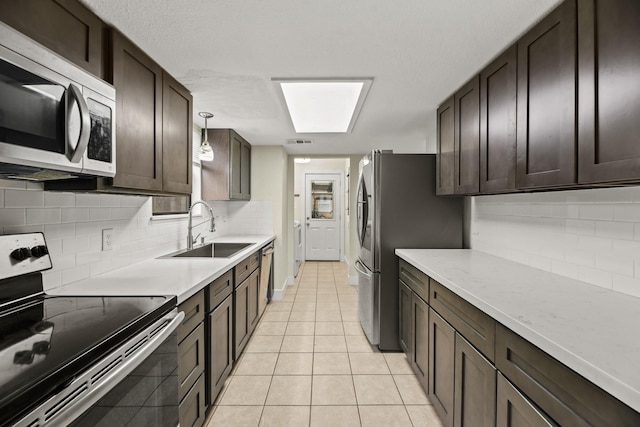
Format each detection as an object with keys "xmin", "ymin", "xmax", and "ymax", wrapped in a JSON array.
[
  {"xmin": 66, "ymin": 83, "xmax": 91, "ymax": 163},
  {"xmin": 16, "ymin": 310, "xmax": 185, "ymax": 427}
]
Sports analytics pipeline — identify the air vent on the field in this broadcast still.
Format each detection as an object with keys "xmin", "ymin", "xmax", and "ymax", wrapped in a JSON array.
[{"xmin": 286, "ymin": 139, "xmax": 313, "ymax": 145}]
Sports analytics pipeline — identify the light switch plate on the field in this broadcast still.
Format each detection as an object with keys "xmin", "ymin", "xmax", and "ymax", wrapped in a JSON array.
[{"xmin": 102, "ymin": 228, "xmax": 113, "ymax": 251}]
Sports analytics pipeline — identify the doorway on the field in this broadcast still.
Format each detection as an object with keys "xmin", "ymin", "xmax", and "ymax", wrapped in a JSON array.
[
  {"xmin": 293, "ymin": 158, "xmax": 349, "ymax": 264},
  {"xmin": 305, "ymin": 172, "xmax": 342, "ymax": 260}
]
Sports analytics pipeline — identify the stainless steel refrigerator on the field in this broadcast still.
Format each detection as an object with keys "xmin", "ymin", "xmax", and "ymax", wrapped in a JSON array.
[{"xmin": 355, "ymin": 151, "xmax": 463, "ymax": 351}]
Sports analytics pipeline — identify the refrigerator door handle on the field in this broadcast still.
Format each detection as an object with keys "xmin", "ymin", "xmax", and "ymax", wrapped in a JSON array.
[{"xmin": 355, "ymin": 259, "xmax": 372, "ymax": 277}]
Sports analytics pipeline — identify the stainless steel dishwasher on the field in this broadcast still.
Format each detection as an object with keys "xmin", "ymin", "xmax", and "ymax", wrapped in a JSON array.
[{"xmin": 258, "ymin": 242, "xmax": 275, "ymax": 316}]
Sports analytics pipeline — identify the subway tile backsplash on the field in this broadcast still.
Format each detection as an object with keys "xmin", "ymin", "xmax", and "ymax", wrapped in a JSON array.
[
  {"xmin": 0, "ymin": 181, "xmax": 273, "ymax": 291},
  {"xmin": 470, "ymin": 186, "xmax": 640, "ymax": 297}
]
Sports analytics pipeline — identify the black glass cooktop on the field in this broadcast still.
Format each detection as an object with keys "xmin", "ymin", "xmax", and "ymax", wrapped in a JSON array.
[{"xmin": 0, "ymin": 294, "xmax": 176, "ymax": 426}]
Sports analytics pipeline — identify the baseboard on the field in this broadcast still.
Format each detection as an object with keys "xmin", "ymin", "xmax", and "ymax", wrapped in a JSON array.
[
  {"xmin": 286, "ymin": 276, "xmax": 295, "ymax": 286},
  {"xmin": 348, "ymin": 274, "xmax": 358, "ymax": 285},
  {"xmin": 272, "ymin": 288, "xmax": 285, "ymax": 301},
  {"xmin": 271, "ymin": 278, "xmax": 291, "ymax": 301}
]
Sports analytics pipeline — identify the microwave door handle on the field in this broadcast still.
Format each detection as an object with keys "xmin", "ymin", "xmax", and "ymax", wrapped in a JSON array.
[{"xmin": 66, "ymin": 83, "xmax": 91, "ymax": 163}]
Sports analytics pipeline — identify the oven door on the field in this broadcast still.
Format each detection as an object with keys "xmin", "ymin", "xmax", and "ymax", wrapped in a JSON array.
[{"xmin": 15, "ymin": 311, "xmax": 184, "ymax": 427}]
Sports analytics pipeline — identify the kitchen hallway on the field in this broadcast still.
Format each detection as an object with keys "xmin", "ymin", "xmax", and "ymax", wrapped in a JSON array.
[{"xmin": 206, "ymin": 261, "xmax": 443, "ymax": 426}]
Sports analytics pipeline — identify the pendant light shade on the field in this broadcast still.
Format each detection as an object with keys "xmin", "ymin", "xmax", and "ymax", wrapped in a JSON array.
[{"xmin": 199, "ymin": 112, "xmax": 214, "ymax": 162}]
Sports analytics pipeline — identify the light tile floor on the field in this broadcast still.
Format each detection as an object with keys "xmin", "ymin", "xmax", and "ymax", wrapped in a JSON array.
[{"xmin": 206, "ymin": 261, "xmax": 444, "ymax": 427}]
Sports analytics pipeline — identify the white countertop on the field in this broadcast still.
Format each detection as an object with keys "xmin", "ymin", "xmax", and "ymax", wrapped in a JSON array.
[
  {"xmin": 49, "ymin": 235, "xmax": 275, "ymax": 304},
  {"xmin": 395, "ymin": 249, "xmax": 640, "ymax": 413}
]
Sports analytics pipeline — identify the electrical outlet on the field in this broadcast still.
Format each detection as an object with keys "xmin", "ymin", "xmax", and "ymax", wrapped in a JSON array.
[{"xmin": 102, "ymin": 229, "xmax": 113, "ymax": 251}]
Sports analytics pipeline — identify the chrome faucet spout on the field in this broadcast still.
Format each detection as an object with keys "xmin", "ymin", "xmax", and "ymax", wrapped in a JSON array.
[{"xmin": 187, "ymin": 201, "xmax": 215, "ymax": 250}]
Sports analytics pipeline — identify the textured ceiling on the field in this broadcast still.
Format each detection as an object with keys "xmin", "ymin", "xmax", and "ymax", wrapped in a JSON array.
[{"xmin": 80, "ymin": 0, "xmax": 562, "ymax": 155}]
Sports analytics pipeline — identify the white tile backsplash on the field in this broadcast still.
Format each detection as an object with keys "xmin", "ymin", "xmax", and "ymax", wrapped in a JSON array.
[
  {"xmin": 470, "ymin": 186, "xmax": 640, "ymax": 297},
  {"xmin": 0, "ymin": 186, "xmax": 274, "ymax": 291}
]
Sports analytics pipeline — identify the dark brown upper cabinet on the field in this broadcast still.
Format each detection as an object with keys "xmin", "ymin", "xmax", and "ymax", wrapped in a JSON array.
[
  {"xmin": 0, "ymin": 0, "xmax": 105, "ymax": 78},
  {"xmin": 110, "ymin": 30, "xmax": 163, "ymax": 192},
  {"xmin": 201, "ymin": 129, "xmax": 252, "ymax": 201},
  {"xmin": 436, "ymin": 97, "xmax": 455, "ymax": 195},
  {"xmin": 480, "ymin": 46, "xmax": 517, "ymax": 194},
  {"xmin": 110, "ymin": 30, "xmax": 192, "ymax": 195},
  {"xmin": 454, "ymin": 76, "xmax": 480, "ymax": 194},
  {"xmin": 516, "ymin": 0, "xmax": 577, "ymax": 189},
  {"xmin": 162, "ymin": 72, "xmax": 193, "ymax": 194},
  {"xmin": 578, "ymin": 0, "xmax": 640, "ymax": 184}
]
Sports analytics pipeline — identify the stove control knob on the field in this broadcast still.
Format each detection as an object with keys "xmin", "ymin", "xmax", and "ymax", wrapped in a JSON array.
[
  {"xmin": 31, "ymin": 245, "xmax": 49, "ymax": 258},
  {"xmin": 10, "ymin": 247, "xmax": 32, "ymax": 261}
]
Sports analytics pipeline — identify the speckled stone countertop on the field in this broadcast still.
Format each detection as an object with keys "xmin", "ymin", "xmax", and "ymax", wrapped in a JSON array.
[{"xmin": 396, "ymin": 249, "xmax": 640, "ymax": 412}]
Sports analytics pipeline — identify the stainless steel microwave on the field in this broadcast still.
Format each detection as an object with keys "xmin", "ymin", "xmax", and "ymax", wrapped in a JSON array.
[{"xmin": 0, "ymin": 21, "xmax": 115, "ymax": 181}]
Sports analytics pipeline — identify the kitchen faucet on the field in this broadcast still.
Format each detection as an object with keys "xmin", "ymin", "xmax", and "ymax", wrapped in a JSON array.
[{"xmin": 187, "ymin": 201, "xmax": 215, "ymax": 250}]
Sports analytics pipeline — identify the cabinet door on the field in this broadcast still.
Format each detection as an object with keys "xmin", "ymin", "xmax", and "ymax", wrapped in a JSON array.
[
  {"xmin": 454, "ymin": 334, "xmax": 496, "ymax": 427},
  {"xmin": 436, "ymin": 96, "xmax": 455, "ymax": 195},
  {"xmin": 429, "ymin": 308, "xmax": 455, "ymax": 427},
  {"xmin": 480, "ymin": 45, "xmax": 517, "ymax": 193},
  {"xmin": 496, "ymin": 374, "xmax": 554, "ymax": 427},
  {"xmin": 110, "ymin": 30, "xmax": 163, "ymax": 192},
  {"xmin": 578, "ymin": 0, "xmax": 640, "ymax": 183},
  {"xmin": 230, "ymin": 132, "xmax": 243, "ymax": 200},
  {"xmin": 241, "ymin": 139, "xmax": 251, "ymax": 200},
  {"xmin": 412, "ymin": 293, "xmax": 429, "ymax": 393},
  {"xmin": 399, "ymin": 279, "xmax": 412, "ymax": 354},
  {"xmin": 208, "ymin": 294, "xmax": 233, "ymax": 405},
  {"xmin": 516, "ymin": 0, "xmax": 577, "ymax": 189},
  {"xmin": 454, "ymin": 76, "xmax": 480, "ymax": 194},
  {"xmin": 0, "ymin": 0, "xmax": 104, "ymax": 77},
  {"xmin": 162, "ymin": 72, "xmax": 193, "ymax": 194},
  {"xmin": 247, "ymin": 269, "xmax": 261, "ymax": 331},
  {"xmin": 234, "ymin": 278, "xmax": 250, "ymax": 359}
]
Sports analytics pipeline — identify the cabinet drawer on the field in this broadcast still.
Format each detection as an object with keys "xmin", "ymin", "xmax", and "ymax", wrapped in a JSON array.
[
  {"xmin": 399, "ymin": 259, "xmax": 429, "ymax": 302},
  {"xmin": 209, "ymin": 269, "xmax": 233, "ymax": 310},
  {"xmin": 177, "ymin": 289, "xmax": 205, "ymax": 343},
  {"xmin": 235, "ymin": 250, "xmax": 259, "ymax": 285},
  {"xmin": 178, "ymin": 322, "xmax": 205, "ymax": 402},
  {"xmin": 179, "ymin": 373, "xmax": 206, "ymax": 427},
  {"xmin": 430, "ymin": 279, "xmax": 495, "ymax": 362},
  {"xmin": 496, "ymin": 324, "xmax": 640, "ymax": 427}
]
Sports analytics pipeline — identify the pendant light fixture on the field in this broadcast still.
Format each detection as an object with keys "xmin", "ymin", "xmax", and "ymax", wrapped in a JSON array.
[{"xmin": 198, "ymin": 112, "xmax": 214, "ymax": 162}]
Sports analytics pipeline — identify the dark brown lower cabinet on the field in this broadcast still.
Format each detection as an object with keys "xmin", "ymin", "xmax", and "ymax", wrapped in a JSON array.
[
  {"xmin": 399, "ymin": 280, "xmax": 412, "ymax": 354},
  {"xmin": 411, "ymin": 293, "xmax": 429, "ymax": 391},
  {"xmin": 429, "ymin": 308, "xmax": 455, "ymax": 427},
  {"xmin": 234, "ymin": 278, "xmax": 250, "ymax": 359},
  {"xmin": 179, "ymin": 375, "xmax": 206, "ymax": 427},
  {"xmin": 177, "ymin": 323, "xmax": 205, "ymax": 402},
  {"xmin": 208, "ymin": 294, "xmax": 233, "ymax": 405},
  {"xmin": 496, "ymin": 374, "xmax": 554, "ymax": 427},
  {"xmin": 496, "ymin": 324, "xmax": 640, "ymax": 427},
  {"xmin": 177, "ymin": 290, "xmax": 206, "ymax": 427},
  {"xmin": 247, "ymin": 268, "xmax": 261, "ymax": 331},
  {"xmin": 454, "ymin": 334, "xmax": 496, "ymax": 427}
]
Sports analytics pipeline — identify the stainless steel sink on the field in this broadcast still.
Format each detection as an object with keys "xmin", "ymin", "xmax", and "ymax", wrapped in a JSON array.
[{"xmin": 161, "ymin": 242, "xmax": 252, "ymax": 258}]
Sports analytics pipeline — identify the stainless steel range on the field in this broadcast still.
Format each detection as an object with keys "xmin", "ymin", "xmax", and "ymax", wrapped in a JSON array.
[{"xmin": 0, "ymin": 233, "xmax": 183, "ymax": 426}]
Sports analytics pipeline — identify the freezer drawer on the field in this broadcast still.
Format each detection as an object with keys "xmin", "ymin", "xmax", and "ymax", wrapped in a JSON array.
[{"xmin": 355, "ymin": 259, "xmax": 379, "ymax": 346}]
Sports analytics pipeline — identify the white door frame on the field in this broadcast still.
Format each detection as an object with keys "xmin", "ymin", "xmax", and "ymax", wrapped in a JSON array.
[{"xmin": 302, "ymin": 170, "xmax": 345, "ymax": 262}]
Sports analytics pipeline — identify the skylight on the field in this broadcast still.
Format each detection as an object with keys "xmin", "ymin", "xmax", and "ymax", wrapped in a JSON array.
[{"xmin": 273, "ymin": 78, "xmax": 373, "ymax": 133}]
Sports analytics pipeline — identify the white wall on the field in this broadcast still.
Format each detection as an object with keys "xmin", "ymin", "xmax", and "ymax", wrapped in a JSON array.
[
  {"xmin": 251, "ymin": 146, "xmax": 288, "ymax": 293},
  {"xmin": 469, "ymin": 186, "xmax": 640, "ymax": 297}
]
